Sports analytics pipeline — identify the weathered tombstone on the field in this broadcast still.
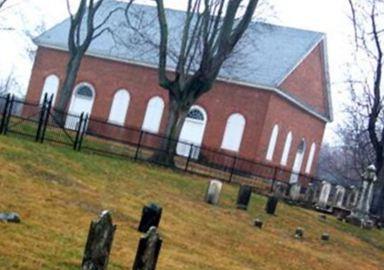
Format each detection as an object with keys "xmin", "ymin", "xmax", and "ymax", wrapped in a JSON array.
[
  {"xmin": 205, "ymin": 180, "xmax": 223, "ymax": 205},
  {"xmin": 133, "ymin": 226, "xmax": 162, "ymax": 270},
  {"xmin": 317, "ymin": 181, "xmax": 332, "ymax": 209},
  {"xmin": 295, "ymin": 227, "xmax": 304, "ymax": 239},
  {"xmin": 82, "ymin": 211, "xmax": 116, "ymax": 270},
  {"xmin": 138, "ymin": 203, "xmax": 162, "ymax": 233},
  {"xmin": 289, "ymin": 183, "xmax": 302, "ymax": 201},
  {"xmin": 321, "ymin": 233, "xmax": 330, "ymax": 241},
  {"xmin": 319, "ymin": 214, "xmax": 327, "ymax": 221},
  {"xmin": 346, "ymin": 165, "xmax": 378, "ymax": 228},
  {"xmin": 253, "ymin": 218, "xmax": 263, "ymax": 229},
  {"xmin": 236, "ymin": 185, "xmax": 252, "ymax": 210},
  {"xmin": 273, "ymin": 182, "xmax": 288, "ymax": 198},
  {"xmin": 265, "ymin": 196, "xmax": 278, "ymax": 215},
  {"xmin": 0, "ymin": 212, "xmax": 20, "ymax": 223},
  {"xmin": 334, "ymin": 185, "xmax": 346, "ymax": 208}
]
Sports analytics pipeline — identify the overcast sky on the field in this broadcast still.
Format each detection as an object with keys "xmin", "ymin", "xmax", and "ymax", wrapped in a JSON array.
[{"xmin": 0, "ymin": 0, "xmax": 354, "ymax": 142}]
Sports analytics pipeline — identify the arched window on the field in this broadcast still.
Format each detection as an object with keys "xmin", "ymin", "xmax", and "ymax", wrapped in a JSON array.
[
  {"xmin": 77, "ymin": 86, "xmax": 94, "ymax": 98},
  {"xmin": 177, "ymin": 105, "xmax": 208, "ymax": 158},
  {"xmin": 142, "ymin": 96, "xmax": 165, "ymax": 133},
  {"xmin": 305, "ymin": 143, "xmax": 316, "ymax": 174},
  {"xmin": 221, "ymin": 113, "xmax": 246, "ymax": 152},
  {"xmin": 40, "ymin": 74, "xmax": 59, "ymax": 105},
  {"xmin": 266, "ymin": 124, "xmax": 279, "ymax": 161},
  {"xmin": 280, "ymin": 131, "xmax": 292, "ymax": 166},
  {"xmin": 108, "ymin": 89, "xmax": 130, "ymax": 125},
  {"xmin": 187, "ymin": 109, "xmax": 204, "ymax": 120},
  {"xmin": 289, "ymin": 138, "xmax": 307, "ymax": 183},
  {"xmin": 66, "ymin": 82, "xmax": 96, "ymax": 129}
]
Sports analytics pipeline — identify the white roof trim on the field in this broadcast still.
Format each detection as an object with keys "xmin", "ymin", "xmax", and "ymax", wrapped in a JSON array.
[{"xmin": 36, "ymin": 43, "xmax": 331, "ymax": 123}]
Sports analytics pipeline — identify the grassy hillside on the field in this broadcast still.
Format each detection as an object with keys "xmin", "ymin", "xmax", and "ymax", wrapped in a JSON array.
[{"xmin": 0, "ymin": 136, "xmax": 383, "ymax": 270}]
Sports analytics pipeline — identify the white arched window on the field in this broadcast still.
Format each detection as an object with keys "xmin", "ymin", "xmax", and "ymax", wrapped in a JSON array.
[
  {"xmin": 305, "ymin": 143, "xmax": 316, "ymax": 174},
  {"xmin": 266, "ymin": 124, "xmax": 279, "ymax": 161},
  {"xmin": 221, "ymin": 113, "xmax": 246, "ymax": 152},
  {"xmin": 289, "ymin": 138, "xmax": 307, "ymax": 183},
  {"xmin": 40, "ymin": 74, "xmax": 59, "ymax": 105},
  {"xmin": 142, "ymin": 96, "xmax": 165, "ymax": 133},
  {"xmin": 280, "ymin": 131, "xmax": 292, "ymax": 166},
  {"xmin": 108, "ymin": 89, "xmax": 130, "ymax": 125}
]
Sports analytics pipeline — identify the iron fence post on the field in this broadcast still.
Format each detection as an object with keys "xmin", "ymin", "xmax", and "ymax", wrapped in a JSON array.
[
  {"xmin": 40, "ymin": 94, "xmax": 53, "ymax": 143},
  {"xmin": 3, "ymin": 95, "xmax": 14, "ymax": 135},
  {"xmin": 184, "ymin": 143, "xmax": 194, "ymax": 172},
  {"xmin": 36, "ymin": 93, "xmax": 48, "ymax": 142},
  {"xmin": 229, "ymin": 156, "xmax": 237, "ymax": 183},
  {"xmin": 77, "ymin": 114, "xmax": 88, "ymax": 151},
  {"xmin": 74, "ymin": 112, "xmax": 84, "ymax": 150},
  {"xmin": 0, "ymin": 93, "xmax": 11, "ymax": 134},
  {"xmin": 270, "ymin": 167, "xmax": 278, "ymax": 193},
  {"xmin": 135, "ymin": 130, "xmax": 144, "ymax": 160}
]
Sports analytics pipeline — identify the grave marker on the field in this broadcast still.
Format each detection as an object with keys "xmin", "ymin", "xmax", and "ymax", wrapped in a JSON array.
[
  {"xmin": 133, "ymin": 226, "xmax": 162, "ymax": 270},
  {"xmin": 205, "ymin": 180, "xmax": 223, "ymax": 205},
  {"xmin": 138, "ymin": 203, "xmax": 162, "ymax": 233}
]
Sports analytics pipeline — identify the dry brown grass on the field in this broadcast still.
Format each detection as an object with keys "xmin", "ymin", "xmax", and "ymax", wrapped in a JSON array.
[{"xmin": 0, "ymin": 136, "xmax": 383, "ymax": 269}]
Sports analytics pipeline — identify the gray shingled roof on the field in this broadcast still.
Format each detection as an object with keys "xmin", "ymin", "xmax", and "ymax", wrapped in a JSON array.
[{"xmin": 34, "ymin": 0, "xmax": 331, "ymax": 120}]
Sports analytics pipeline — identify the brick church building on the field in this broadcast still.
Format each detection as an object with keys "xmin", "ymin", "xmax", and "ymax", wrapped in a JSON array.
[{"xmin": 25, "ymin": 1, "xmax": 332, "ymax": 177}]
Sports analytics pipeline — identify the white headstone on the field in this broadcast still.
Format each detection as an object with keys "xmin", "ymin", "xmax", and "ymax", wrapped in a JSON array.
[
  {"xmin": 205, "ymin": 180, "xmax": 223, "ymax": 205},
  {"xmin": 318, "ymin": 181, "xmax": 331, "ymax": 208},
  {"xmin": 335, "ymin": 185, "xmax": 346, "ymax": 207}
]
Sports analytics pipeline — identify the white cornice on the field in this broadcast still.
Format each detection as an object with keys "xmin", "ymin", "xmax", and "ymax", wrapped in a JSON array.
[{"xmin": 36, "ymin": 43, "xmax": 332, "ymax": 123}]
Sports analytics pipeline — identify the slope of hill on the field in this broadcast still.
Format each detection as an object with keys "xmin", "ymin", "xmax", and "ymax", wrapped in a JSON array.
[{"xmin": 0, "ymin": 136, "xmax": 383, "ymax": 270}]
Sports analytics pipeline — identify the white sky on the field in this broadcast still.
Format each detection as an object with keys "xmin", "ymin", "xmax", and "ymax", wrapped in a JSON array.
[{"xmin": 0, "ymin": 0, "xmax": 354, "ymax": 142}]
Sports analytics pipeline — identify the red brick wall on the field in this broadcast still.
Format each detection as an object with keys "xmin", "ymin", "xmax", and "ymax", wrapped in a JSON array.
[
  {"xmin": 26, "ymin": 46, "xmax": 327, "ymax": 174},
  {"xmin": 257, "ymin": 94, "xmax": 326, "ymax": 175},
  {"xmin": 279, "ymin": 42, "xmax": 328, "ymax": 115}
]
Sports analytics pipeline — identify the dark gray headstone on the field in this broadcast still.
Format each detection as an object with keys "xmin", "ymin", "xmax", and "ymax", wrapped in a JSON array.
[
  {"xmin": 133, "ymin": 226, "xmax": 162, "ymax": 270},
  {"xmin": 0, "ymin": 212, "xmax": 20, "ymax": 223},
  {"xmin": 236, "ymin": 185, "xmax": 252, "ymax": 210},
  {"xmin": 253, "ymin": 218, "xmax": 263, "ymax": 229},
  {"xmin": 138, "ymin": 203, "xmax": 162, "ymax": 233},
  {"xmin": 321, "ymin": 233, "xmax": 330, "ymax": 241},
  {"xmin": 265, "ymin": 196, "xmax": 278, "ymax": 215},
  {"xmin": 295, "ymin": 227, "xmax": 304, "ymax": 239},
  {"xmin": 82, "ymin": 211, "xmax": 116, "ymax": 270}
]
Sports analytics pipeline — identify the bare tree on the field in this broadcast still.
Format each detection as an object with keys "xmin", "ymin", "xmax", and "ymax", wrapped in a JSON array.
[
  {"xmin": 0, "ymin": 73, "xmax": 20, "ymax": 96},
  {"xmin": 347, "ymin": 0, "xmax": 384, "ymax": 216},
  {"xmin": 138, "ymin": 0, "xmax": 260, "ymax": 164},
  {"xmin": 0, "ymin": 0, "xmax": 8, "ymax": 10},
  {"xmin": 55, "ymin": 0, "xmax": 116, "ymax": 124}
]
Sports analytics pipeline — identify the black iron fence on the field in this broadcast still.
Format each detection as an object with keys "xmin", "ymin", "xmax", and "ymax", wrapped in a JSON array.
[{"xmin": 0, "ymin": 94, "xmax": 322, "ymax": 197}]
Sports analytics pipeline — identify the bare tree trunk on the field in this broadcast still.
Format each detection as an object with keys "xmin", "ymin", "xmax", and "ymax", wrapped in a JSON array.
[
  {"xmin": 55, "ymin": 54, "xmax": 82, "ymax": 125},
  {"xmin": 156, "ymin": 96, "xmax": 189, "ymax": 165}
]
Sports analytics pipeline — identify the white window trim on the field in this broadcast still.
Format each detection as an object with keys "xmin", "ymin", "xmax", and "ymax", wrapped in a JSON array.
[
  {"xmin": 305, "ymin": 143, "xmax": 316, "ymax": 174},
  {"xmin": 266, "ymin": 124, "xmax": 279, "ymax": 161},
  {"xmin": 280, "ymin": 131, "xmax": 292, "ymax": 166}
]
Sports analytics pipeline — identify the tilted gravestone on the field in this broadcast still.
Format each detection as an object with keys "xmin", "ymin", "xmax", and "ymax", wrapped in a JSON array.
[
  {"xmin": 321, "ymin": 233, "xmax": 330, "ymax": 241},
  {"xmin": 133, "ymin": 226, "xmax": 163, "ymax": 270},
  {"xmin": 138, "ymin": 203, "xmax": 163, "ymax": 233},
  {"xmin": 253, "ymin": 218, "xmax": 263, "ymax": 229},
  {"xmin": 82, "ymin": 211, "xmax": 116, "ymax": 270},
  {"xmin": 236, "ymin": 185, "xmax": 252, "ymax": 210},
  {"xmin": 205, "ymin": 180, "xmax": 223, "ymax": 205},
  {"xmin": 295, "ymin": 227, "xmax": 304, "ymax": 239},
  {"xmin": 265, "ymin": 196, "xmax": 278, "ymax": 215},
  {"xmin": 0, "ymin": 212, "xmax": 20, "ymax": 223}
]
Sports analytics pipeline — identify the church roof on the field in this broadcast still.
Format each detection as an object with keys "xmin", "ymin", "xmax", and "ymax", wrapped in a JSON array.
[{"xmin": 34, "ymin": 0, "xmax": 332, "ymax": 122}]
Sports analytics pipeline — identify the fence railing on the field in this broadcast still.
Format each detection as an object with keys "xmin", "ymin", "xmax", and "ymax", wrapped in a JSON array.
[{"xmin": 0, "ymin": 94, "xmax": 325, "ymax": 199}]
